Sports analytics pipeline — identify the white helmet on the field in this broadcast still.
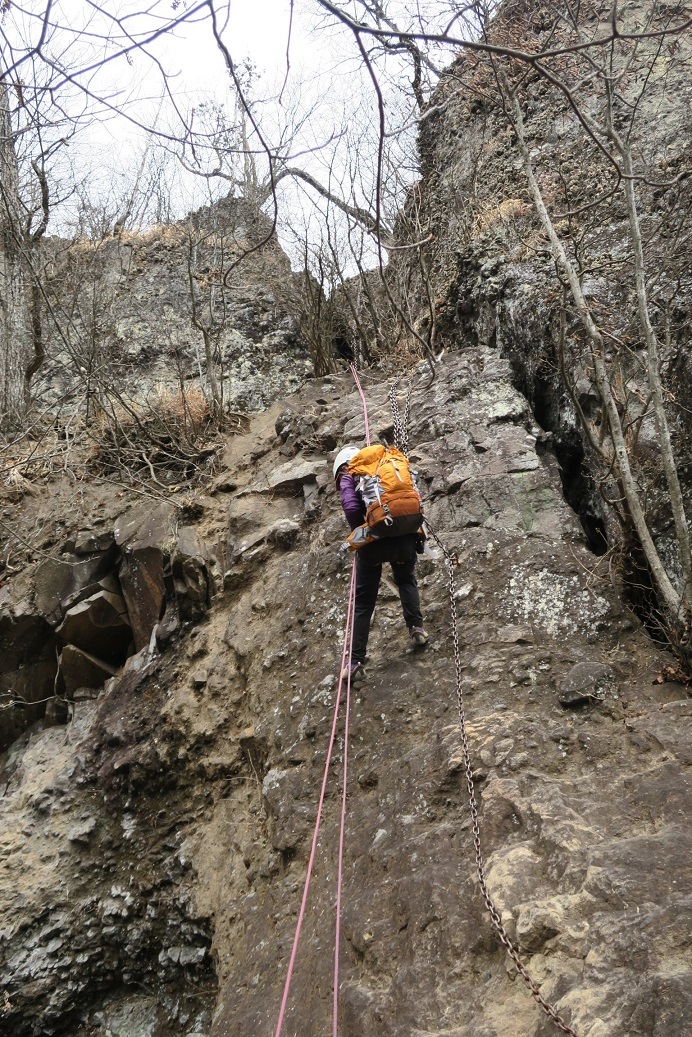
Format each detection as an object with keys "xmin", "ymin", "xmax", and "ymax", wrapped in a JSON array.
[{"xmin": 333, "ymin": 445, "xmax": 360, "ymax": 480}]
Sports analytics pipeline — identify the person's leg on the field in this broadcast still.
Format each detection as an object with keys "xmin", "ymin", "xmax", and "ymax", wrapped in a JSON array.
[
  {"xmin": 390, "ymin": 555, "xmax": 424, "ymax": 631},
  {"xmin": 351, "ymin": 554, "xmax": 382, "ymax": 663}
]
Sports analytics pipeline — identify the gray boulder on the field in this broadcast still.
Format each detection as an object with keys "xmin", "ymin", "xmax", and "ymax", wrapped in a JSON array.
[{"xmin": 266, "ymin": 459, "xmax": 324, "ymax": 495}]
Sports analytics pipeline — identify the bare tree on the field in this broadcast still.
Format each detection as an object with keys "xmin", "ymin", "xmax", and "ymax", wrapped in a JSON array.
[
  {"xmin": 186, "ymin": 212, "xmax": 229, "ymax": 419},
  {"xmin": 0, "ymin": 79, "xmax": 32, "ymax": 425},
  {"xmin": 0, "ymin": 1, "xmax": 223, "ymax": 427}
]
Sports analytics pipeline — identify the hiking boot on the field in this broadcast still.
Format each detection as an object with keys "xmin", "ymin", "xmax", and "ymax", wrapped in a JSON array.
[
  {"xmin": 409, "ymin": 626, "xmax": 429, "ymax": 648},
  {"xmin": 341, "ymin": 660, "xmax": 366, "ymax": 683}
]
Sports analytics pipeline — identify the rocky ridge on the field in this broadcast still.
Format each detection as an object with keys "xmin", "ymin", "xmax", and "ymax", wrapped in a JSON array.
[
  {"xmin": 1, "ymin": 348, "xmax": 690, "ymax": 1037},
  {"xmin": 38, "ymin": 195, "xmax": 312, "ymax": 416}
]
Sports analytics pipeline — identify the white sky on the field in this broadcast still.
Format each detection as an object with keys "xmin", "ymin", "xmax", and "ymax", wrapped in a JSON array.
[
  {"xmin": 77, "ymin": 2, "xmax": 311, "ymax": 153},
  {"xmin": 2, "ymin": 1, "xmax": 462, "ymax": 266}
]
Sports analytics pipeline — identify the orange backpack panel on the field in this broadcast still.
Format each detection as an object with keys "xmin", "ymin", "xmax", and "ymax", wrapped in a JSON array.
[{"xmin": 347, "ymin": 445, "xmax": 423, "ymax": 539}]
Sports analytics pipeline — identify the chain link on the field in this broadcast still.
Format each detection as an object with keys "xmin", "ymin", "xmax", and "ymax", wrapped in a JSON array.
[
  {"xmin": 424, "ymin": 520, "xmax": 582, "ymax": 1037},
  {"xmin": 389, "ymin": 382, "xmax": 410, "ymax": 457}
]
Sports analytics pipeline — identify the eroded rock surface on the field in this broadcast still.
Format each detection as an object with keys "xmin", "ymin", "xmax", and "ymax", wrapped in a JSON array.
[
  {"xmin": 2, "ymin": 353, "xmax": 689, "ymax": 1037},
  {"xmin": 0, "ymin": 502, "xmax": 218, "ymax": 752},
  {"xmin": 39, "ymin": 196, "xmax": 312, "ymax": 415},
  {"xmin": 378, "ymin": 0, "xmax": 692, "ymax": 586}
]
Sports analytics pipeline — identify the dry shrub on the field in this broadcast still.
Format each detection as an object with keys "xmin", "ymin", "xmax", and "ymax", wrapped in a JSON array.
[
  {"xmin": 88, "ymin": 384, "xmax": 219, "ymax": 488},
  {"xmin": 87, "ymin": 382, "xmax": 248, "ymax": 489},
  {"xmin": 91, "ymin": 384, "xmax": 211, "ymax": 440},
  {"xmin": 0, "ymin": 426, "xmax": 72, "ymax": 501},
  {"xmin": 0, "ymin": 464, "xmax": 36, "ymax": 501},
  {"xmin": 371, "ymin": 334, "xmax": 426, "ymax": 372},
  {"xmin": 68, "ymin": 224, "xmax": 186, "ymax": 254},
  {"xmin": 472, "ymin": 197, "xmax": 529, "ymax": 238},
  {"xmin": 149, "ymin": 384, "xmax": 210, "ymax": 433},
  {"xmin": 120, "ymin": 224, "xmax": 186, "ymax": 246}
]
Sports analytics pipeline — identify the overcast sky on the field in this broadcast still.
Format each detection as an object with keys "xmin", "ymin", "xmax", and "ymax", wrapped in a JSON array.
[{"xmin": 1, "ymin": 1, "xmax": 461, "ymax": 267}]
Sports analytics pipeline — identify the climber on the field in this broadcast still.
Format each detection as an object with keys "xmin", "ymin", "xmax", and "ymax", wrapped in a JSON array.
[{"xmin": 333, "ymin": 445, "xmax": 428, "ymax": 683}]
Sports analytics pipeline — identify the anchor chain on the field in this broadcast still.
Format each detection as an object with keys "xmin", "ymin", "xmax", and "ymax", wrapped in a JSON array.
[
  {"xmin": 424, "ymin": 519, "xmax": 582, "ymax": 1037},
  {"xmin": 389, "ymin": 382, "xmax": 411, "ymax": 456}
]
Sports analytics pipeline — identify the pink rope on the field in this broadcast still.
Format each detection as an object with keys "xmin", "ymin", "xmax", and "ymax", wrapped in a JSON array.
[
  {"xmin": 276, "ymin": 366, "xmax": 371, "ymax": 1033},
  {"xmin": 274, "ymin": 559, "xmax": 357, "ymax": 1037},
  {"xmin": 332, "ymin": 581, "xmax": 354, "ymax": 1035},
  {"xmin": 350, "ymin": 364, "xmax": 371, "ymax": 446}
]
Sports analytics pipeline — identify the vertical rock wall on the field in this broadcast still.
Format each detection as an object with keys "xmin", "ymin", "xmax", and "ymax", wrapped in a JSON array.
[{"xmin": 384, "ymin": 0, "xmax": 692, "ymax": 594}]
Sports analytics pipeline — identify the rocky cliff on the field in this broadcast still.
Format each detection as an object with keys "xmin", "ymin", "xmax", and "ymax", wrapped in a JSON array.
[
  {"xmin": 1, "ymin": 2, "xmax": 691, "ymax": 1034},
  {"xmin": 38, "ymin": 195, "xmax": 312, "ymax": 416},
  {"xmin": 382, "ymin": 0, "xmax": 692, "ymax": 612},
  {"xmin": 1, "ymin": 345, "xmax": 690, "ymax": 1037}
]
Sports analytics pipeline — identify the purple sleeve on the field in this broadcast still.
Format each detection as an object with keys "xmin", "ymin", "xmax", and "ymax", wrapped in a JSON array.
[{"xmin": 338, "ymin": 474, "xmax": 366, "ymax": 530}]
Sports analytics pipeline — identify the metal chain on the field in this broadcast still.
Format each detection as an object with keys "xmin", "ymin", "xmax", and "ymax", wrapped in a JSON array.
[
  {"xmin": 388, "ymin": 385, "xmax": 581, "ymax": 1035},
  {"xmin": 389, "ymin": 382, "xmax": 410, "ymax": 456},
  {"xmin": 425, "ymin": 519, "xmax": 582, "ymax": 1037},
  {"xmin": 403, "ymin": 388, "xmax": 411, "ymax": 455}
]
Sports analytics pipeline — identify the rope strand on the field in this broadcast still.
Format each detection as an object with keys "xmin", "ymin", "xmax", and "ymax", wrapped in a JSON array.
[
  {"xmin": 333, "ymin": 598, "xmax": 354, "ymax": 1035},
  {"xmin": 274, "ymin": 560, "xmax": 357, "ymax": 1037},
  {"xmin": 350, "ymin": 364, "xmax": 371, "ymax": 446},
  {"xmin": 277, "ymin": 365, "xmax": 367, "ymax": 1035}
]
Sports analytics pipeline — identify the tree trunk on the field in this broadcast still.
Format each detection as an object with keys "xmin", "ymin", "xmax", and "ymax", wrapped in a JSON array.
[{"xmin": 0, "ymin": 79, "xmax": 32, "ymax": 427}]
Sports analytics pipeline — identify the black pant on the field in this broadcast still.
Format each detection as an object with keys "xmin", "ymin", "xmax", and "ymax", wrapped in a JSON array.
[{"xmin": 352, "ymin": 535, "xmax": 423, "ymax": 664}]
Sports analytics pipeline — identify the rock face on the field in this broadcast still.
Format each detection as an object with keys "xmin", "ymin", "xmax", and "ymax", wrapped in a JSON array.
[
  {"xmin": 1, "ymin": 355, "xmax": 689, "ymax": 1037},
  {"xmin": 39, "ymin": 194, "xmax": 312, "ymax": 415},
  {"xmin": 0, "ymin": 691, "xmax": 216, "ymax": 1037},
  {"xmin": 379, "ymin": 0, "xmax": 692, "ymax": 593},
  {"xmin": 0, "ymin": 613, "xmax": 57, "ymax": 743},
  {"xmin": 0, "ymin": 503, "xmax": 218, "ymax": 752},
  {"xmin": 1, "ymin": 7, "xmax": 691, "ymax": 1029},
  {"xmin": 55, "ymin": 588, "xmax": 132, "ymax": 663}
]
